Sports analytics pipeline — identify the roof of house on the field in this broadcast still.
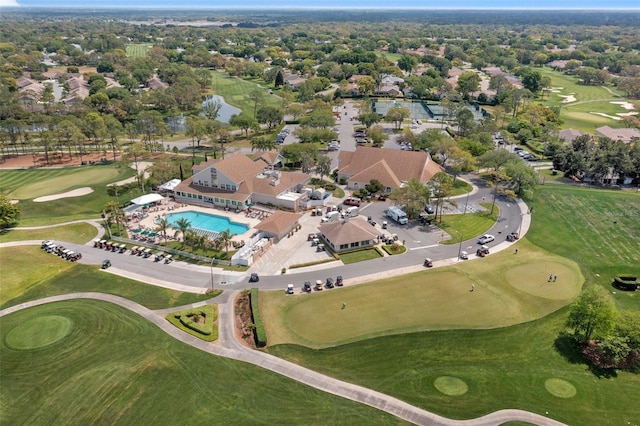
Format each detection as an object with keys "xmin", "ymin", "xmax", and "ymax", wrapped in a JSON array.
[
  {"xmin": 318, "ymin": 217, "xmax": 380, "ymax": 246},
  {"xmin": 253, "ymin": 151, "xmax": 282, "ymax": 166},
  {"xmin": 16, "ymin": 76, "xmax": 37, "ymax": 89},
  {"xmin": 147, "ymin": 76, "xmax": 169, "ymax": 89},
  {"xmin": 595, "ymin": 126, "xmax": 640, "ymax": 143},
  {"xmin": 559, "ymin": 128, "xmax": 589, "ymax": 143},
  {"xmin": 255, "ymin": 211, "xmax": 302, "ymax": 235},
  {"xmin": 338, "ymin": 146, "xmax": 444, "ymax": 186}
]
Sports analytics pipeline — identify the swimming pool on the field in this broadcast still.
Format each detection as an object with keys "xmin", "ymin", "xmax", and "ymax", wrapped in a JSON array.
[{"xmin": 163, "ymin": 211, "xmax": 250, "ymax": 236}]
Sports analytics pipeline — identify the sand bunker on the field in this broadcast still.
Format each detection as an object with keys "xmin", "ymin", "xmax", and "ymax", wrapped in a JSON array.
[
  {"xmin": 590, "ymin": 112, "xmax": 621, "ymax": 121},
  {"xmin": 617, "ymin": 112, "xmax": 638, "ymax": 117},
  {"xmin": 610, "ymin": 101, "xmax": 635, "ymax": 110},
  {"xmin": 559, "ymin": 94, "xmax": 576, "ymax": 103},
  {"xmin": 33, "ymin": 187, "xmax": 94, "ymax": 202},
  {"xmin": 550, "ymin": 87, "xmax": 564, "ymax": 93}
]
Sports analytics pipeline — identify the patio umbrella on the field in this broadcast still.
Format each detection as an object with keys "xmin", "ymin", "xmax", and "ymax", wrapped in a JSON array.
[
  {"xmin": 141, "ymin": 230, "xmax": 150, "ymax": 235},
  {"xmin": 132, "ymin": 228, "xmax": 141, "ymax": 233},
  {"xmin": 148, "ymin": 232, "xmax": 157, "ymax": 237}
]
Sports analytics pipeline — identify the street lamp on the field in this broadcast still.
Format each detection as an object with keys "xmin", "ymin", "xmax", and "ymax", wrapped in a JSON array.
[{"xmin": 210, "ymin": 257, "xmax": 215, "ymax": 293}]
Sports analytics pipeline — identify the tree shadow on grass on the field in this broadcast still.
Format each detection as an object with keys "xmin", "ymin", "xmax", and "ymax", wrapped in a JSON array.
[{"xmin": 554, "ymin": 332, "xmax": 618, "ymax": 379}]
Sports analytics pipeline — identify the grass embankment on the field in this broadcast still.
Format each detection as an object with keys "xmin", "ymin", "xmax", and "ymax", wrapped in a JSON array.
[
  {"xmin": 209, "ymin": 70, "xmax": 281, "ymax": 114},
  {"xmin": 538, "ymin": 67, "xmax": 631, "ymax": 131},
  {"xmin": 0, "ymin": 165, "xmax": 136, "ymax": 226},
  {"xmin": 0, "ymin": 222, "xmax": 97, "ymax": 244},
  {"xmin": 0, "ymin": 301, "xmax": 404, "ymax": 425},
  {"xmin": 265, "ymin": 185, "xmax": 640, "ymax": 424},
  {"xmin": 0, "ymin": 247, "xmax": 213, "ymax": 310}
]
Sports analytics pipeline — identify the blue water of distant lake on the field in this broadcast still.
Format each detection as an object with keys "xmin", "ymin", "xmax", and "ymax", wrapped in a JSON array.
[{"xmin": 164, "ymin": 211, "xmax": 249, "ymax": 236}]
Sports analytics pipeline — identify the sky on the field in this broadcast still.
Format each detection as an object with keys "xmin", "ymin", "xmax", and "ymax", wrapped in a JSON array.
[{"xmin": 1, "ymin": 0, "xmax": 639, "ymax": 8}]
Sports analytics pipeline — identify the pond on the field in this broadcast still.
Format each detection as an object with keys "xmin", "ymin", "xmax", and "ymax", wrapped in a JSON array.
[{"xmin": 166, "ymin": 95, "xmax": 242, "ymax": 132}]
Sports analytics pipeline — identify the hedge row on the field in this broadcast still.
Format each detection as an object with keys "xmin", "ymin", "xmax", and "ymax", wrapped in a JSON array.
[
  {"xmin": 250, "ymin": 288, "xmax": 267, "ymax": 347},
  {"xmin": 289, "ymin": 258, "xmax": 337, "ymax": 269},
  {"xmin": 166, "ymin": 305, "xmax": 218, "ymax": 342}
]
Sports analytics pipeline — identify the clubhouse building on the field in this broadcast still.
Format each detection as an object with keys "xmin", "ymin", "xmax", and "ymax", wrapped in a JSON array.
[{"xmin": 173, "ymin": 152, "xmax": 310, "ymax": 211}]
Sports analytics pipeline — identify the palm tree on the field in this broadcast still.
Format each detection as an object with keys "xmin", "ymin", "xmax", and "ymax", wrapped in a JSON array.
[
  {"xmin": 195, "ymin": 234, "xmax": 208, "ymax": 256},
  {"xmin": 104, "ymin": 201, "xmax": 124, "ymax": 236},
  {"xmin": 155, "ymin": 217, "xmax": 169, "ymax": 244},
  {"xmin": 172, "ymin": 218, "xmax": 192, "ymax": 247},
  {"xmin": 215, "ymin": 229, "xmax": 233, "ymax": 256},
  {"xmin": 184, "ymin": 229, "xmax": 199, "ymax": 253}
]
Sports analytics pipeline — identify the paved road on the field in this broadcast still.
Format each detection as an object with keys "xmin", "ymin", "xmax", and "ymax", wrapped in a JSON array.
[{"xmin": 0, "ymin": 293, "xmax": 565, "ymax": 426}]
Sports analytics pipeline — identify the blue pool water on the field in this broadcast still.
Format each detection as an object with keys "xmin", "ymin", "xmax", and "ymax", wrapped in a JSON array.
[{"xmin": 163, "ymin": 211, "xmax": 249, "ymax": 236}]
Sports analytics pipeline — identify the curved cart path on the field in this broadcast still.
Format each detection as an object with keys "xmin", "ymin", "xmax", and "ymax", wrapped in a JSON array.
[{"xmin": 0, "ymin": 293, "xmax": 565, "ymax": 426}]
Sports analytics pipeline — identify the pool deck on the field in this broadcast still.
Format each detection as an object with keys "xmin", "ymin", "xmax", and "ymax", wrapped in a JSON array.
[{"xmin": 129, "ymin": 200, "xmax": 266, "ymax": 244}]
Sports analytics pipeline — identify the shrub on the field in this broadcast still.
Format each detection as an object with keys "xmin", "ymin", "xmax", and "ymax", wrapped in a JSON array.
[
  {"xmin": 250, "ymin": 288, "xmax": 267, "ymax": 347},
  {"xmin": 166, "ymin": 305, "xmax": 218, "ymax": 341}
]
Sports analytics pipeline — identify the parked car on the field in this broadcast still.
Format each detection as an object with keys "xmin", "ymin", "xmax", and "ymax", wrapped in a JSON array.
[
  {"xmin": 424, "ymin": 205, "xmax": 435, "ymax": 214},
  {"xmin": 477, "ymin": 234, "xmax": 495, "ymax": 244},
  {"xmin": 249, "ymin": 273, "xmax": 259, "ymax": 282},
  {"xmin": 378, "ymin": 194, "xmax": 387, "ymax": 201},
  {"xmin": 343, "ymin": 197, "xmax": 361, "ymax": 206}
]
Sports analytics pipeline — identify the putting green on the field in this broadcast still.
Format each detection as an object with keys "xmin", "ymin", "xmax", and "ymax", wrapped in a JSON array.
[
  {"xmin": 11, "ymin": 168, "xmax": 119, "ymax": 200},
  {"xmin": 5, "ymin": 315, "xmax": 73, "ymax": 350},
  {"xmin": 544, "ymin": 378, "xmax": 577, "ymax": 398},
  {"xmin": 434, "ymin": 376, "xmax": 468, "ymax": 396},
  {"xmin": 505, "ymin": 262, "xmax": 580, "ymax": 300}
]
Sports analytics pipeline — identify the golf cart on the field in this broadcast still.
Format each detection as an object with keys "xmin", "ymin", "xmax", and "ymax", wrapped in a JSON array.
[
  {"xmin": 303, "ymin": 281, "xmax": 312, "ymax": 293},
  {"xmin": 476, "ymin": 245, "xmax": 490, "ymax": 257},
  {"xmin": 101, "ymin": 259, "xmax": 112, "ymax": 269},
  {"xmin": 286, "ymin": 284, "xmax": 294, "ymax": 294},
  {"xmin": 249, "ymin": 273, "xmax": 259, "ymax": 282},
  {"xmin": 336, "ymin": 275, "xmax": 344, "ymax": 286},
  {"xmin": 164, "ymin": 254, "xmax": 173, "ymax": 263},
  {"xmin": 315, "ymin": 280, "xmax": 324, "ymax": 291},
  {"xmin": 424, "ymin": 258, "xmax": 433, "ymax": 267},
  {"xmin": 506, "ymin": 232, "xmax": 520, "ymax": 242},
  {"xmin": 326, "ymin": 277, "xmax": 335, "ymax": 288},
  {"xmin": 459, "ymin": 251, "xmax": 469, "ymax": 260}
]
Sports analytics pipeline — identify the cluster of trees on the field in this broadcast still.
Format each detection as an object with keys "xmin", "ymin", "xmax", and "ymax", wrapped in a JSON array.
[
  {"xmin": 551, "ymin": 135, "xmax": 640, "ymax": 183},
  {"xmin": 565, "ymin": 286, "xmax": 639, "ymax": 371}
]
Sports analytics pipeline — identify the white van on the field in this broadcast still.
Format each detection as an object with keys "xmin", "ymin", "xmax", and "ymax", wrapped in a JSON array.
[
  {"xmin": 342, "ymin": 206, "xmax": 359, "ymax": 218},
  {"xmin": 321, "ymin": 211, "xmax": 341, "ymax": 222}
]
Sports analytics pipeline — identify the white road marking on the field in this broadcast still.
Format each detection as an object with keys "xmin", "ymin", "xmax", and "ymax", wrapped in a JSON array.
[{"xmin": 409, "ymin": 244, "xmax": 439, "ymax": 251}]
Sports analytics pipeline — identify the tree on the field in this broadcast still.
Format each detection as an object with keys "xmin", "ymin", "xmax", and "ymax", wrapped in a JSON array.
[
  {"xmin": 173, "ymin": 217, "xmax": 192, "ymax": 247},
  {"xmin": 274, "ymin": 69, "xmax": 284, "ymax": 88},
  {"xmin": 124, "ymin": 142, "xmax": 148, "ymax": 192},
  {"xmin": 104, "ymin": 201, "xmax": 124, "ymax": 236},
  {"xmin": 357, "ymin": 75, "xmax": 376, "ymax": 96},
  {"xmin": 215, "ymin": 229, "xmax": 232, "ymax": 254},
  {"xmin": 429, "ymin": 172, "xmax": 453, "ymax": 223},
  {"xmin": 0, "ymin": 193, "xmax": 20, "ymax": 228},
  {"xmin": 316, "ymin": 155, "xmax": 332, "ymax": 181},
  {"xmin": 368, "ymin": 125, "xmax": 389, "ymax": 147},
  {"xmin": 389, "ymin": 178, "xmax": 431, "ymax": 220},
  {"xmin": 385, "ymin": 106, "xmax": 410, "ymax": 130},
  {"xmin": 457, "ymin": 71, "xmax": 481, "ymax": 99},
  {"xmin": 103, "ymin": 115, "xmax": 123, "ymax": 162},
  {"xmin": 155, "ymin": 216, "xmax": 170, "ymax": 244},
  {"xmin": 397, "ymin": 54, "xmax": 419, "ymax": 74},
  {"xmin": 229, "ymin": 113, "xmax": 258, "ymax": 137},
  {"xmin": 365, "ymin": 179, "xmax": 384, "ymax": 195},
  {"xmin": 479, "ymin": 148, "xmax": 518, "ymax": 171},
  {"xmin": 286, "ymin": 103, "xmax": 306, "ymax": 121},
  {"xmin": 249, "ymin": 88, "xmax": 265, "ymax": 118},
  {"xmin": 202, "ymin": 98, "xmax": 222, "ymax": 121},
  {"xmin": 251, "ymin": 137, "xmax": 276, "ymax": 152},
  {"xmin": 455, "ymin": 108, "xmax": 475, "ymax": 137},
  {"xmin": 256, "ymin": 106, "xmax": 283, "ymax": 130},
  {"xmin": 358, "ymin": 112, "xmax": 382, "ymax": 128},
  {"xmin": 521, "ymin": 69, "xmax": 543, "ymax": 93},
  {"xmin": 566, "ymin": 286, "xmax": 617, "ymax": 342},
  {"xmin": 503, "ymin": 159, "xmax": 539, "ymax": 198}
]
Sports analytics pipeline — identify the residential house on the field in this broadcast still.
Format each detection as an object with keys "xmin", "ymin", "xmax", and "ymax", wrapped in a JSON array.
[
  {"xmin": 481, "ymin": 67, "xmax": 523, "ymax": 89},
  {"xmin": 595, "ymin": 126, "xmax": 640, "ymax": 144},
  {"xmin": 146, "ymin": 75, "xmax": 169, "ymax": 90},
  {"xmin": 173, "ymin": 153, "xmax": 311, "ymax": 211},
  {"xmin": 317, "ymin": 216, "xmax": 380, "ymax": 253},
  {"xmin": 283, "ymin": 72, "xmax": 306, "ymax": 90},
  {"xmin": 17, "ymin": 75, "xmax": 45, "ymax": 105},
  {"xmin": 337, "ymin": 146, "xmax": 444, "ymax": 191},
  {"xmin": 559, "ymin": 129, "xmax": 589, "ymax": 144}
]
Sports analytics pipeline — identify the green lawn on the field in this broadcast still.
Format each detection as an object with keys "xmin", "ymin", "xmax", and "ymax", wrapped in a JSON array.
[
  {"xmin": 0, "ymin": 301, "xmax": 404, "ymax": 425},
  {"xmin": 538, "ymin": 67, "xmax": 632, "ymax": 131},
  {"xmin": 125, "ymin": 43, "xmax": 153, "ymax": 57},
  {"xmin": 438, "ymin": 202, "xmax": 499, "ymax": 244},
  {"xmin": 526, "ymin": 185, "xmax": 640, "ymax": 311},
  {"xmin": 262, "ymin": 239, "xmax": 582, "ymax": 348},
  {"xmin": 0, "ymin": 247, "xmax": 213, "ymax": 310},
  {"xmin": 0, "ymin": 164, "xmax": 137, "ymax": 226},
  {"xmin": 269, "ymin": 309, "xmax": 640, "ymax": 425},
  {"xmin": 339, "ymin": 248, "xmax": 383, "ymax": 264},
  {"xmin": 209, "ymin": 70, "xmax": 281, "ymax": 115},
  {"xmin": 0, "ymin": 222, "xmax": 98, "ymax": 244}
]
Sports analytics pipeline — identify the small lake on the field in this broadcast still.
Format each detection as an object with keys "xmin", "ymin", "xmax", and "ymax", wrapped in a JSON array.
[{"xmin": 202, "ymin": 95, "xmax": 242, "ymax": 123}]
